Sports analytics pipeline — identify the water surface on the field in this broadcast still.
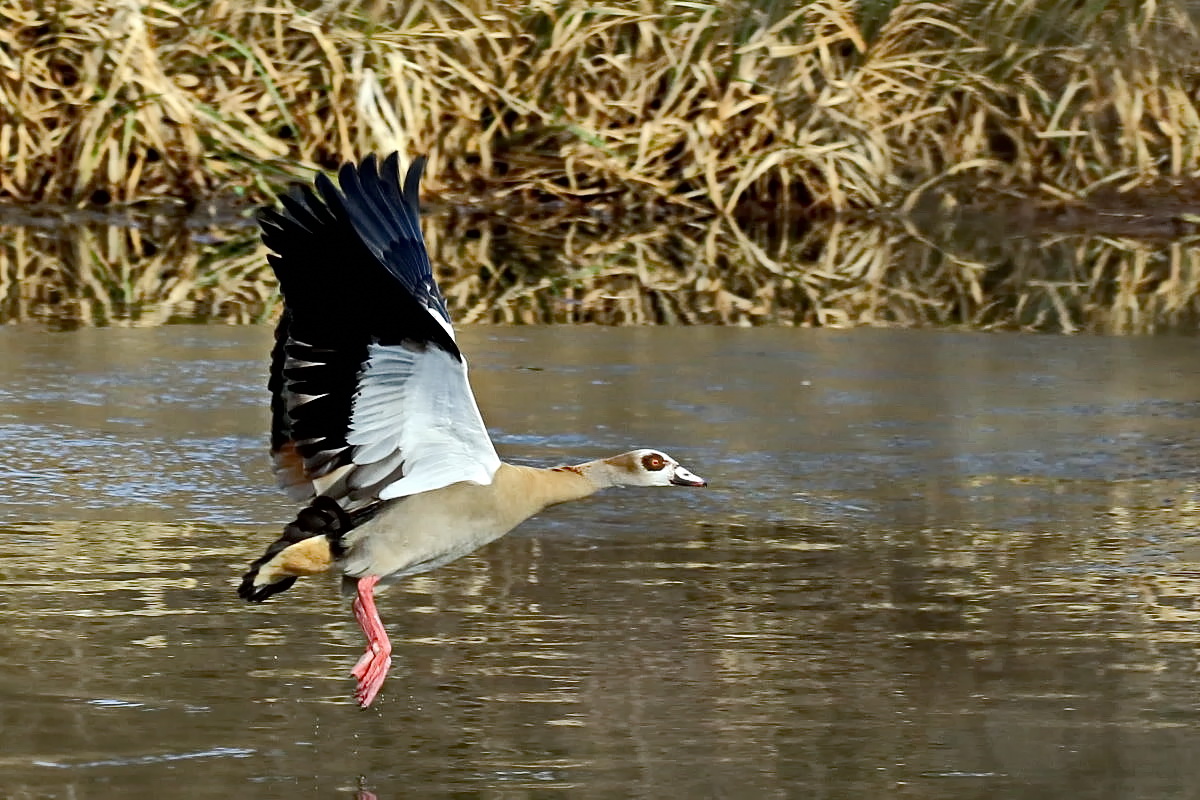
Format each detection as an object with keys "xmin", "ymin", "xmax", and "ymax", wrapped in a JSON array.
[
  {"xmin": 5, "ymin": 215, "xmax": 1200, "ymax": 332},
  {"xmin": 2, "ymin": 326, "xmax": 1200, "ymax": 798}
]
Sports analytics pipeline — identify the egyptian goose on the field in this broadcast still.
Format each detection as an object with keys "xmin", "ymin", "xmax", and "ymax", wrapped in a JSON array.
[{"xmin": 238, "ymin": 154, "xmax": 706, "ymax": 707}]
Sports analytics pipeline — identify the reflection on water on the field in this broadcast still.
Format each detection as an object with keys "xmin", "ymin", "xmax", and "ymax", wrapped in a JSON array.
[
  {"xmin": 2, "ymin": 211, "xmax": 1200, "ymax": 331},
  {"xmin": 3, "ymin": 326, "xmax": 1200, "ymax": 798}
]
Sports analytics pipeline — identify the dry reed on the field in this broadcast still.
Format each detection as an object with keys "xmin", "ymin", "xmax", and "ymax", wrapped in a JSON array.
[
  {"xmin": 0, "ymin": 216, "xmax": 274, "ymax": 326},
  {"xmin": 4, "ymin": 212, "xmax": 1199, "ymax": 333},
  {"xmin": 2, "ymin": 0, "xmax": 1199, "ymax": 214}
]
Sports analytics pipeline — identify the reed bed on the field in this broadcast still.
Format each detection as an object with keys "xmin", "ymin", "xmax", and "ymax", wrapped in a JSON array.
[
  {"xmin": 4, "ymin": 213, "xmax": 1199, "ymax": 333},
  {"xmin": 0, "ymin": 218, "xmax": 274, "ymax": 326},
  {"xmin": 2, "ymin": 0, "xmax": 1199, "ymax": 214}
]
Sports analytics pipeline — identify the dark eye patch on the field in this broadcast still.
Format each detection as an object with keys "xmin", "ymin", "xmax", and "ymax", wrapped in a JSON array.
[{"xmin": 641, "ymin": 453, "xmax": 666, "ymax": 471}]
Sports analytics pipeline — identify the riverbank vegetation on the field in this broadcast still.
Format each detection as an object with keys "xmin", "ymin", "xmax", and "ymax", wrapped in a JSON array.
[
  {"xmin": 4, "ymin": 213, "xmax": 1199, "ymax": 333},
  {"xmin": 4, "ymin": 1, "xmax": 1200, "ymax": 333},
  {"xmin": 3, "ymin": 0, "xmax": 1200, "ymax": 215}
]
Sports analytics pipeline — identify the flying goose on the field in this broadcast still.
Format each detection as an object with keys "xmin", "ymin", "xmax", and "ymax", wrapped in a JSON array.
[{"xmin": 238, "ymin": 154, "xmax": 706, "ymax": 707}]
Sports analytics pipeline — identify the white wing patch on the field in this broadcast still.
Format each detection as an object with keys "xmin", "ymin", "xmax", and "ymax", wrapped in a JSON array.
[
  {"xmin": 347, "ymin": 341, "xmax": 500, "ymax": 501},
  {"xmin": 423, "ymin": 291, "xmax": 456, "ymax": 341}
]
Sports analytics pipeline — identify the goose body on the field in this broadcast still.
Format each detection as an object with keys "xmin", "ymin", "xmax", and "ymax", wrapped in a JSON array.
[{"xmin": 238, "ymin": 154, "xmax": 706, "ymax": 707}]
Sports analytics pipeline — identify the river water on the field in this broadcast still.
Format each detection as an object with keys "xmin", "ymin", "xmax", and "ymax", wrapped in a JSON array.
[{"xmin": 2, "ymin": 325, "xmax": 1200, "ymax": 798}]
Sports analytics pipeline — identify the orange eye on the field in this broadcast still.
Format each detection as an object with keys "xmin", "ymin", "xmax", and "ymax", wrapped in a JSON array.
[{"xmin": 641, "ymin": 453, "xmax": 666, "ymax": 471}]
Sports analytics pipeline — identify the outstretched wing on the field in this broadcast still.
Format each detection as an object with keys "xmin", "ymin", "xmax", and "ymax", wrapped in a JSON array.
[{"xmin": 259, "ymin": 153, "xmax": 500, "ymax": 507}]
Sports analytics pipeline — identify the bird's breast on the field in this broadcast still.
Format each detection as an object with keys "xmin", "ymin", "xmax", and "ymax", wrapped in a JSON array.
[{"xmin": 337, "ymin": 479, "xmax": 535, "ymax": 580}]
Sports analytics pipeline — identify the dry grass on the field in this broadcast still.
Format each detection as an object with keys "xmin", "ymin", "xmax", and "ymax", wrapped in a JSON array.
[
  {"xmin": 0, "ymin": 216, "xmax": 275, "ymax": 326},
  {"xmin": 4, "ymin": 212, "xmax": 1199, "ymax": 333},
  {"xmin": 5, "ymin": 0, "xmax": 1199, "ymax": 332},
  {"xmin": 2, "ymin": 0, "xmax": 1199, "ymax": 214}
]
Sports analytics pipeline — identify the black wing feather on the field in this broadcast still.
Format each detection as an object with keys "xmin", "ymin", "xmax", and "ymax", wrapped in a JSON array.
[
  {"xmin": 334, "ymin": 155, "xmax": 451, "ymax": 324},
  {"xmin": 261, "ymin": 153, "xmax": 459, "ymax": 493},
  {"xmin": 267, "ymin": 308, "xmax": 291, "ymax": 454}
]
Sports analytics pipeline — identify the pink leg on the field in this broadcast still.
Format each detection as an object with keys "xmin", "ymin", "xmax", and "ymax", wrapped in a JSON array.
[{"xmin": 350, "ymin": 575, "xmax": 392, "ymax": 707}]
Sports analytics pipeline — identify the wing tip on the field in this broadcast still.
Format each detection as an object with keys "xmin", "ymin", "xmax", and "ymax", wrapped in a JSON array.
[
  {"xmin": 260, "ymin": 152, "xmax": 428, "ymax": 235},
  {"xmin": 403, "ymin": 155, "xmax": 427, "ymax": 211}
]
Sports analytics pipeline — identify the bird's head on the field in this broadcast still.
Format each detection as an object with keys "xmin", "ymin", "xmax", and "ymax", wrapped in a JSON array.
[{"xmin": 603, "ymin": 449, "xmax": 707, "ymax": 488}]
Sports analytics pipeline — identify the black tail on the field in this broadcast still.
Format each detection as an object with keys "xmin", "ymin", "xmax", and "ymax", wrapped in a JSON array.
[{"xmin": 238, "ymin": 496, "xmax": 353, "ymax": 602}]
